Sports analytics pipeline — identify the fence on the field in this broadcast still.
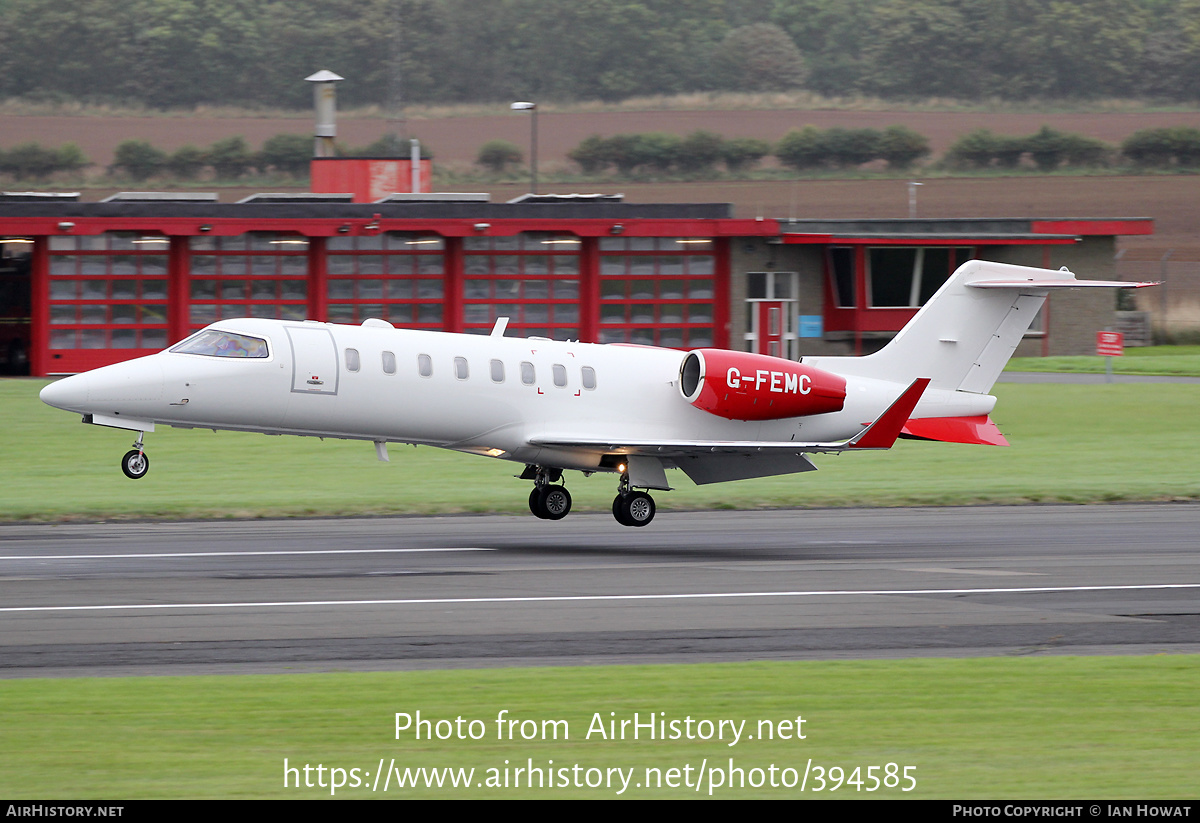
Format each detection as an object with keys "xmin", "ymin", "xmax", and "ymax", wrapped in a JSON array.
[{"xmin": 1116, "ymin": 254, "xmax": 1200, "ymax": 343}]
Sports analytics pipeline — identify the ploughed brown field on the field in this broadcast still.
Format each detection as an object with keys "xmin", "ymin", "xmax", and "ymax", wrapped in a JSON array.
[{"xmin": 3, "ymin": 107, "xmax": 1198, "ymax": 262}]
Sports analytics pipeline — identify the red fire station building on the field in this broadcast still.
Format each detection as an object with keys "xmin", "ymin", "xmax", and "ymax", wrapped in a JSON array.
[{"xmin": 0, "ymin": 191, "xmax": 1152, "ymax": 376}]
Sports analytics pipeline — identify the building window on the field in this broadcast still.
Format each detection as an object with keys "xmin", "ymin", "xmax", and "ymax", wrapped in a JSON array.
[
  {"xmin": 48, "ymin": 232, "xmax": 170, "ymax": 350},
  {"xmin": 326, "ymin": 232, "xmax": 444, "ymax": 328},
  {"xmin": 462, "ymin": 232, "xmax": 580, "ymax": 339},
  {"xmin": 598, "ymin": 236, "xmax": 715, "ymax": 348},
  {"xmin": 187, "ymin": 232, "xmax": 308, "ymax": 328},
  {"xmin": 868, "ymin": 247, "xmax": 971, "ymax": 308},
  {"xmin": 828, "ymin": 247, "xmax": 856, "ymax": 308}
]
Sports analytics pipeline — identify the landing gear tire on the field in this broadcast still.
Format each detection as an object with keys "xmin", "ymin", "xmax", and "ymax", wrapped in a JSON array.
[
  {"xmin": 529, "ymin": 488, "xmax": 547, "ymax": 519},
  {"xmin": 612, "ymin": 494, "xmax": 630, "ymax": 526},
  {"xmin": 121, "ymin": 449, "xmax": 149, "ymax": 479},
  {"xmin": 615, "ymin": 491, "xmax": 655, "ymax": 527},
  {"xmin": 537, "ymin": 485, "xmax": 572, "ymax": 520}
]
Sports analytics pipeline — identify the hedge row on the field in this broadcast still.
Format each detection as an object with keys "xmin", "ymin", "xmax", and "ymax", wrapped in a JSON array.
[
  {"xmin": 5, "ymin": 125, "xmax": 1200, "ymax": 184},
  {"xmin": 775, "ymin": 126, "xmax": 930, "ymax": 170},
  {"xmin": 0, "ymin": 133, "xmax": 431, "ymax": 183},
  {"xmin": 566, "ymin": 125, "xmax": 1200, "ymax": 176},
  {"xmin": 567, "ymin": 131, "xmax": 773, "ymax": 175},
  {"xmin": 564, "ymin": 126, "xmax": 931, "ymax": 174},
  {"xmin": 113, "ymin": 133, "xmax": 430, "ymax": 180},
  {"xmin": 0, "ymin": 143, "xmax": 87, "ymax": 180},
  {"xmin": 946, "ymin": 127, "xmax": 1112, "ymax": 170}
]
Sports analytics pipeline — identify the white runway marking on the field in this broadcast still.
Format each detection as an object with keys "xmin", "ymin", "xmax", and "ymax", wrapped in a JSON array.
[
  {"xmin": 1, "ymin": 583, "xmax": 1196, "ymax": 614},
  {"xmin": 902, "ymin": 567, "xmax": 1041, "ymax": 576},
  {"xmin": 0, "ymin": 548, "xmax": 496, "ymax": 561}
]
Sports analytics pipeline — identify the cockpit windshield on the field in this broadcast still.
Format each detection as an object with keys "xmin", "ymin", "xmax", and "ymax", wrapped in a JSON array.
[{"xmin": 171, "ymin": 330, "xmax": 269, "ymax": 358}]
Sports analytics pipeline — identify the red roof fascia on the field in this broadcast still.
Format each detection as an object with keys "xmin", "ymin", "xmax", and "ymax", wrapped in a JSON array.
[
  {"xmin": 1031, "ymin": 219, "xmax": 1154, "ymax": 236},
  {"xmin": 0, "ymin": 215, "xmax": 779, "ymax": 239},
  {"xmin": 782, "ymin": 234, "xmax": 1076, "ymax": 246}
]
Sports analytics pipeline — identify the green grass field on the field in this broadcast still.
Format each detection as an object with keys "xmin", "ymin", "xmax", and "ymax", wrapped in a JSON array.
[
  {"xmin": 1, "ymin": 657, "xmax": 1195, "ymax": 798},
  {"xmin": 3, "ymin": 378, "xmax": 1198, "ymax": 521},
  {"xmin": 5, "ymin": 377, "xmax": 1199, "ymax": 799},
  {"xmin": 1008, "ymin": 345, "xmax": 1200, "ymax": 376}
]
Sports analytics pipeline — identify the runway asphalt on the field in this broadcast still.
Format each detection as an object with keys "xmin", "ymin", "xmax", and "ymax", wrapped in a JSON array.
[{"xmin": 2, "ymin": 504, "xmax": 1198, "ymax": 677}]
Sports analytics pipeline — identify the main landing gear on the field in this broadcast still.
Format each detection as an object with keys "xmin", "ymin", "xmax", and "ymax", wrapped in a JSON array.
[
  {"xmin": 120, "ymin": 432, "xmax": 149, "ymax": 479},
  {"xmin": 523, "ymin": 465, "xmax": 657, "ymax": 527},
  {"xmin": 612, "ymin": 474, "xmax": 655, "ymax": 527}
]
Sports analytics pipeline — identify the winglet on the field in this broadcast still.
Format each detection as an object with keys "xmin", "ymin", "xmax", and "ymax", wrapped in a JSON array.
[{"xmin": 848, "ymin": 378, "xmax": 930, "ymax": 450}]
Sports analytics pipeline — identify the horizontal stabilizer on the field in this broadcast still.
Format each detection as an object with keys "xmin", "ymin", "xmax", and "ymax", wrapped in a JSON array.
[
  {"xmin": 848, "ymin": 378, "xmax": 930, "ymax": 449},
  {"xmin": 968, "ymin": 278, "xmax": 1159, "ymax": 290},
  {"xmin": 901, "ymin": 415, "xmax": 1008, "ymax": 446},
  {"xmin": 806, "ymin": 262, "xmax": 1160, "ymax": 397}
]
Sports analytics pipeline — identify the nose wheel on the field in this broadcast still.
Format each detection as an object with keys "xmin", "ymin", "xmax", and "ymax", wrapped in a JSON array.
[{"xmin": 120, "ymin": 433, "xmax": 149, "ymax": 479}]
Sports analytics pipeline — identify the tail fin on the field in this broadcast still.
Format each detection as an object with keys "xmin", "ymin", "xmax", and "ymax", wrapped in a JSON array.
[{"xmin": 806, "ymin": 261, "xmax": 1155, "ymax": 395}]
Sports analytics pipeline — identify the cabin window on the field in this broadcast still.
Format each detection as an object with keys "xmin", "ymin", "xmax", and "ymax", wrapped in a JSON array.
[
  {"xmin": 418, "ymin": 353, "xmax": 432, "ymax": 377},
  {"xmin": 521, "ymin": 361, "xmax": 535, "ymax": 385},
  {"xmin": 581, "ymin": 366, "xmax": 597, "ymax": 390},
  {"xmin": 345, "ymin": 348, "xmax": 360, "ymax": 372},
  {"xmin": 490, "ymin": 359, "xmax": 505, "ymax": 383},
  {"xmin": 171, "ymin": 330, "xmax": 268, "ymax": 358},
  {"xmin": 552, "ymin": 363, "xmax": 567, "ymax": 387},
  {"xmin": 382, "ymin": 350, "xmax": 396, "ymax": 375},
  {"xmin": 454, "ymin": 356, "xmax": 469, "ymax": 380}
]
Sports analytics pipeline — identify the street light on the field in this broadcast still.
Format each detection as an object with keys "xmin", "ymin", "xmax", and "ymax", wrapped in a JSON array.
[
  {"xmin": 907, "ymin": 180, "xmax": 923, "ymax": 219},
  {"xmin": 511, "ymin": 101, "xmax": 538, "ymax": 194}
]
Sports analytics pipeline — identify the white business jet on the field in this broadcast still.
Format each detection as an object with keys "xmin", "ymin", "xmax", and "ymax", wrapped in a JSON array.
[{"xmin": 40, "ymin": 261, "xmax": 1152, "ymax": 526}]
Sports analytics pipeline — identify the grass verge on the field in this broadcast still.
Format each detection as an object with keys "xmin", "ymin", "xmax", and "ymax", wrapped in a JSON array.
[
  {"xmin": 1007, "ymin": 346, "xmax": 1200, "ymax": 376},
  {"xmin": 4, "ymin": 379, "xmax": 1199, "ymax": 522},
  {"xmin": 0, "ymin": 657, "xmax": 1194, "ymax": 798}
]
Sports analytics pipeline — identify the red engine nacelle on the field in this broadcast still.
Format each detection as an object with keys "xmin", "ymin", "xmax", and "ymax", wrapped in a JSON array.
[{"xmin": 679, "ymin": 349, "xmax": 847, "ymax": 421}]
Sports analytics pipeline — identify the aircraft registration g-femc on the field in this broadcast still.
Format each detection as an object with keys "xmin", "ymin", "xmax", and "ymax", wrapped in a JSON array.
[{"xmin": 40, "ymin": 261, "xmax": 1155, "ymax": 527}]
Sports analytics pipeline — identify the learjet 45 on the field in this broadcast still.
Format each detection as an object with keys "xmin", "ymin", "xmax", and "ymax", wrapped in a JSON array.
[{"xmin": 39, "ymin": 260, "xmax": 1154, "ymax": 526}]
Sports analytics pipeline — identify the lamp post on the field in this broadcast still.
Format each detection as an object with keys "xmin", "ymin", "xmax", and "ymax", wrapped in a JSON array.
[
  {"xmin": 907, "ymin": 180, "xmax": 923, "ymax": 219},
  {"xmin": 511, "ymin": 101, "xmax": 538, "ymax": 194}
]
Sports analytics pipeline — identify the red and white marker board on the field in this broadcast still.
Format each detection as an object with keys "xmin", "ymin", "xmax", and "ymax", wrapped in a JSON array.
[{"xmin": 1096, "ymin": 331, "xmax": 1124, "ymax": 357}]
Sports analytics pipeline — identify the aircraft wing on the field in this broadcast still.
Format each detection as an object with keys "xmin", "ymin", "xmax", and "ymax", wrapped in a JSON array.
[{"xmin": 528, "ymin": 378, "xmax": 929, "ymax": 486}]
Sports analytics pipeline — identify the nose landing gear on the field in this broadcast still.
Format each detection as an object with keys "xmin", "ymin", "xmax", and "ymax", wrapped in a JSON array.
[{"xmin": 120, "ymin": 432, "xmax": 149, "ymax": 479}]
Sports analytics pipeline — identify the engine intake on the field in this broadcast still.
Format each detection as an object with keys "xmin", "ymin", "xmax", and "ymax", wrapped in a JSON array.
[{"xmin": 679, "ymin": 349, "xmax": 846, "ymax": 421}]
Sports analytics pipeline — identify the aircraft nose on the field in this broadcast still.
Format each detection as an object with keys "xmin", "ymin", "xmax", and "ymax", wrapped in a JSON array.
[{"xmin": 40, "ymin": 373, "xmax": 90, "ymax": 411}]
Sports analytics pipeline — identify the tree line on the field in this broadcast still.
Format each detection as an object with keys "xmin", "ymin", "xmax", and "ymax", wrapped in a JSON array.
[
  {"xmin": 1, "ymin": 0, "xmax": 1199, "ymax": 109},
  {"xmin": 3, "ymin": 126, "xmax": 1199, "ymax": 183}
]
